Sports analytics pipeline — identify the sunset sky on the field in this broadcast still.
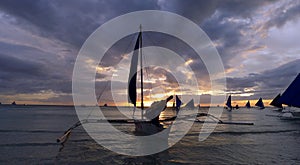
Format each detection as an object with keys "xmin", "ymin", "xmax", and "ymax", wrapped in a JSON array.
[{"xmin": 0, "ymin": 0, "xmax": 299, "ymax": 106}]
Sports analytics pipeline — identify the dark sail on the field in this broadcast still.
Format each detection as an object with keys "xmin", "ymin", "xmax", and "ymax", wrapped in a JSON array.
[
  {"xmin": 245, "ymin": 100, "xmax": 251, "ymax": 108},
  {"xmin": 128, "ymin": 32, "xmax": 141, "ymax": 106},
  {"xmin": 278, "ymin": 73, "xmax": 300, "ymax": 108},
  {"xmin": 270, "ymin": 94, "xmax": 283, "ymax": 109},
  {"xmin": 226, "ymin": 95, "xmax": 232, "ymax": 109},
  {"xmin": 255, "ymin": 98, "xmax": 265, "ymax": 109},
  {"xmin": 176, "ymin": 95, "xmax": 182, "ymax": 110}
]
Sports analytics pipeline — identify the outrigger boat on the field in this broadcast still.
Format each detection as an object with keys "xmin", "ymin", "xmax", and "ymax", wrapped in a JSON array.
[
  {"xmin": 266, "ymin": 74, "xmax": 300, "ymax": 119},
  {"xmin": 278, "ymin": 73, "xmax": 300, "ymax": 119},
  {"xmin": 57, "ymin": 25, "xmax": 254, "ymax": 149}
]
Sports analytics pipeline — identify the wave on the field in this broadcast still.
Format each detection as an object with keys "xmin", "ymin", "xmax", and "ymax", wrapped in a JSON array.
[
  {"xmin": 187, "ymin": 129, "xmax": 300, "ymax": 136},
  {"xmin": 0, "ymin": 129, "xmax": 63, "ymax": 133},
  {"xmin": 213, "ymin": 129, "xmax": 300, "ymax": 135},
  {"xmin": 0, "ymin": 142, "xmax": 57, "ymax": 147},
  {"xmin": 68, "ymin": 139, "xmax": 92, "ymax": 143}
]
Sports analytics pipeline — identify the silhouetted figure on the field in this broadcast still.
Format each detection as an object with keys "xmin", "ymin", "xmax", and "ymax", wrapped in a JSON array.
[
  {"xmin": 235, "ymin": 104, "xmax": 239, "ymax": 109},
  {"xmin": 11, "ymin": 101, "xmax": 16, "ymax": 105}
]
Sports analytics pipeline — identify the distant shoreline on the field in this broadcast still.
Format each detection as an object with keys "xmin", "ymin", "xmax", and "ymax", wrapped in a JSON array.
[{"xmin": 0, "ymin": 104, "xmax": 275, "ymax": 108}]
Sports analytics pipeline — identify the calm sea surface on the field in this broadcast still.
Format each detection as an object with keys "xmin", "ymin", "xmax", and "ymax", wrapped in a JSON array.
[{"xmin": 0, "ymin": 105, "xmax": 300, "ymax": 164}]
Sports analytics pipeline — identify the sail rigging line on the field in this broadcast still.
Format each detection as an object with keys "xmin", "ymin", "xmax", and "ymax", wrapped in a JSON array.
[
  {"xmin": 96, "ymin": 81, "xmax": 109, "ymax": 103},
  {"xmin": 144, "ymin": 31, "xmax": 158, "ymax": 47},
  {"xmin": 143, "ymin": 54, "xmax": 153, "ymax": 104},
  {"xmin": 139, "ymin": 25, "xmax": 144, "ymax": 113},
  {"xmin": 142, "ymin": 31, "xmax": 156, "ymax": 105},
  {"xmin": 122, "ymin": 32, "xmax": 139, "ymax": 61},
  {"xmin": 84, "ymin": 80, "xmax": 110, "ymax": 120},
  {"xmin": 143, "ymin": 30, "xmax": 164, "ymax": 102}
]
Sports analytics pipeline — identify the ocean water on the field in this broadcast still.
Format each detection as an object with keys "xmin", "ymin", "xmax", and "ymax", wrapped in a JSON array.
[{"xmin": 0, "ymin": 105, "xmax": 300, "ymax": 164}]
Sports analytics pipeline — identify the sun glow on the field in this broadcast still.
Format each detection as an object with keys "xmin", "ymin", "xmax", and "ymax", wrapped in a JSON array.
[{"xmin": 184, "ymin": 59, "xmax": 193, "ymax": 66}]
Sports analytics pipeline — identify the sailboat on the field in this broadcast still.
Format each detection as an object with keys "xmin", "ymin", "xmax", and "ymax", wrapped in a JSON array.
[
  {"xmin": 255, "ymin": 98, "xmax": 265, "ymax": 109},
  {"xmin": 11, "ymin": 101, "xmax": 16, "ymax": 105},
  {"xmin": 225, "ymin": 95, "xmax": 232, "ymax": 111},
  {"xmin": 175, "ymin": 95, "xmax": 182, "ymax": 114},
  {"xmin": 128, "ymin": 25, "xmax": 173, "ymax": 135},
  {"xmin": 269, "ymin": 94, "xmax": 283, "ymax": 111},
  {"xmin": 245, "ymin": 100, "xmax": 251, "ymax": 109},
  {"xmin": 278, "ymin": 73, "xmax": 300, "ymax": 118}
]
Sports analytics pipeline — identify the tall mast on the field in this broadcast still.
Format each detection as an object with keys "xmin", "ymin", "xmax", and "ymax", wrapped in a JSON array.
[{"xmin": 140, "ymin": 25, "xmax": 144, "ymax": 117}]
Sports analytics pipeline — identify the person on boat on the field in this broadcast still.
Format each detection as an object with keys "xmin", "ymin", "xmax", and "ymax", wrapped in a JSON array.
[
  {"xmin": 235, "ymin": 104, "xmax": 239, "ymax": 109},
  {"xmin": 146, "ymin": 96, "xmax": 173, "ymax": 127}
]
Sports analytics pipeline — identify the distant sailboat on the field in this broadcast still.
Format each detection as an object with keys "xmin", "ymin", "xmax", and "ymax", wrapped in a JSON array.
[
  {"xmin": 269, "ymin": 94, "xmax": 283, "ymax": 111},
  {"xmin": 255, "ymin": 98, "xmax": 265, "ymax": 109},
  {"xmin": 225, "ymin": 95, "xmax": 232, "ymax": 111},
  {"xmin": 278, "ymin": 73, "xmax": 300, "ymax": 118},
  {"xmin": 175, "ymin": 95, "xmax": 182, "ymax": 114},
  {"xmin": 245, "ymin": 100, "xmax": 251, "ymax": 109}
]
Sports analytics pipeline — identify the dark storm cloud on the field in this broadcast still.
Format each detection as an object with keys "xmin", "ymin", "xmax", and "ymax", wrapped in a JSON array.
[
  {"xmin": 0, "ymin": 0, "xmax": 283, "ymax": 66},
  {"xmin": 201, "ymin": 16, "xmax": 247, "ymax": 68},
  {"xmin": 0, "ymin": 0, "xmax": 299, "ymax": 104},
  {"xmin": 159, "ymin": 0, "xmax": 219, "ymax": 24},
  {"xmin": 259, "ymin": 59, "xmax": 300, "ymax": 89},
  {"xmin": 163, "ymin": 0, "xmax": 275, "ymax": 23},
  {"xmin": 0, "ymin": 0, "xmax": 160, "ymax": 47},
  {"xmin": 0, "ymin": 53, "xmax": 44, "ymax": 78},
  {"xmin": 199, "ymin": 1, "xmax": 277, "ymax": 68},
  {"xmin": 0, "ymin": 0, "xmax": 278, "ymax": 50},
  {"xmin": 226, "ymin": 59, "xmax": 300, "ymax": 100},
  {"xmin": 226, "ymin": 76, "xmax": 258, "ymax": 92},
  {"xmin": 0, "ymin": 0, "xmax": 294, "ymax": 60},
  {"xmin": 0, "ymin": 49, "xmax": 72, "ymax": 95}
]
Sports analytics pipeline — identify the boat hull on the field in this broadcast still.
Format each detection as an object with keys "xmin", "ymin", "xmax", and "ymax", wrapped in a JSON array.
[
  {"xmin": 287, "ymin": 107, "xmax": 300, "ymax": 116},
  {"xmin": 291, "ymin": 111, "xmax": 300, "ymax": 117},
  {"xmin": 281, "ymin": 107, "xmax": 300, "ymax": 119},
  {"xmin": 134, "ymin": 121, "xmax": 165, "ymax": 135}
]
